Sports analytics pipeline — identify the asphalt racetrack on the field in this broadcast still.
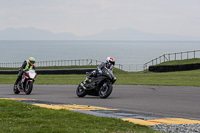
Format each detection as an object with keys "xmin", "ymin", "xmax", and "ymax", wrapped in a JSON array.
[{"xmin": 0, "ymin": 84, "xmax": 200, "ymax": 120}]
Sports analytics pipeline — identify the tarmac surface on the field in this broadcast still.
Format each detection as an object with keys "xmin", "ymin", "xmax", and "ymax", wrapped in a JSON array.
[{"xmin": 1, "ymin": 84, "xmax": 200, "ymax": 124}]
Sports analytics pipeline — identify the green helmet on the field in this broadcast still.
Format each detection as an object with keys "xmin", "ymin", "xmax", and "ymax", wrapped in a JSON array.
[{"xmin": 29, "ymin": 57, "xmax": 35, "ymax": 65}]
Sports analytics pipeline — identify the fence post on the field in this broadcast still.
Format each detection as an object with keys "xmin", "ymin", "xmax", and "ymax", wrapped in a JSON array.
[
  {"xmin": 175, "ymin": 53, "xmax": 177, "ymax": 60},
  {"xmin": 164, "ymin": 54, "xmax": 166, "ymax": 62},
  {"xmin": 82, "ymin": 59, "xmax": 83, "ymax": 65},
  {"xmin": 181, "ymin": 52, "xmax": 182, "ymax": 60},
  {"xmin": 159, "ymin": 56, "xmax": 161, "ymax": 64}
]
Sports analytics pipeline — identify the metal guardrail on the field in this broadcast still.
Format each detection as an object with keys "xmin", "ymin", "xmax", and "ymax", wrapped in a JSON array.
[
  {"xmin": 0, "ymin": 59, "xmax": 123, "ymax": 70},
  {"xmin": 143, "ymin": 50, "xmax": 200, "ymax": 70}
]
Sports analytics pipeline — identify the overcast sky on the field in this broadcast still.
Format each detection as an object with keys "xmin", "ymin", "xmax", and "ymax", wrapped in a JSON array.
[{"xmin": 0, "ymin": 0, "xmax": 200, "ymax": 37}]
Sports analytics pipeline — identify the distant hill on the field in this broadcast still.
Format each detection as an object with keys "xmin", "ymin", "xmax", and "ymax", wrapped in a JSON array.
[
  {"xmin": 81, "ymin": 27, "xmax": 199, "ymax": 41},
  {"xmin": 0, "ymin": 27, "xmax": 78, "ymax": 40},
  {"xmin": 0, "ymin": 27, "xmax": 199, "ymax": 40}
]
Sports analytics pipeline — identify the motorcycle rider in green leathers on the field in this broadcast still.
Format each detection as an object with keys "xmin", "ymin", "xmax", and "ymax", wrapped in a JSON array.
[{"xmin": 14, "ymin": 57, "xmax": 36, "ymax": 88}]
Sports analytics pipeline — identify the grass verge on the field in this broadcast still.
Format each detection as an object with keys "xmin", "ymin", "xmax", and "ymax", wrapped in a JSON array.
[
  {"xmin": 1, "ymin": 69, "xmax": 200, "ymax": 86},
  {"xmin": 0, "ymin": 99, "xmax": 157, "ymax": 133},
  {"xmin": 154, "ymin": 58, "xmax": 200, "ymax": 66},
  {"xmin": 1, "ymin": 64, "xmax": 200, "ymax": 86}
]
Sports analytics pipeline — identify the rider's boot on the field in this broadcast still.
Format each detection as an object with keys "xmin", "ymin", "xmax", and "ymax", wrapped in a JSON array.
[
  {"xmin": 84, "ymin": 71, "xmax": 93, "ymax": 84},
  {"xmin": 83, "ymin": 77, "xmax": 89, "ymax": 84},
  {"xmin": 14, "ymin": 85, "xmax": 17, "ymax": 89},
  {"xmin": 82, "ymin": 77, "xmax": 90, "ymax": 88},
  {"xmin": 19, "ymin": 83, "xmax": 22, "ymax": 89},
  {"xmin": 14, "ymin": 76, "xmax": 22, "ymax": 89},
  {"xmin": 81, "ymin": 71, "xmax": 96, "ymax": 89},
  {"xmin": 81, "ymin": 73, "xmax": 92, "ymax": 89}
]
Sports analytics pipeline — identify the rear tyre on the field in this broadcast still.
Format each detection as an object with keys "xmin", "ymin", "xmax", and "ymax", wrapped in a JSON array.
[
  {"xmin": 13, "ymin": 84, "xmax": 20, "ymax": 94},
  {"xmin": 99, "ymin": 82, "xmax": 113, "ymax": 98},
  {"xmin": 25, "ymin": 81, "xmax": 33, "ymax": 95},
  {"xmin": 76, "ymin": 84, "xmax": 87, "ymax": 97}
]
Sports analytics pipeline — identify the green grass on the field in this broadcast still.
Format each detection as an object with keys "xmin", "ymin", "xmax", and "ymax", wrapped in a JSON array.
[
  {"xmin": 115, "ymin": 69, "xmax": 200, "ymax": 86},
  {"xmin": 0, "ymin": 99, "xmax": 157, "ymax": 133},
  {"xmin": 1, "ymin": 63, "xmax": 200, "ymax": 86},
  {"xmin": 155, "ymin": 58, "xmax": 200, "ymax": 66},
  {"xmin": 2, "ymin": 69, "xmax": 200, "ymax": 86}
]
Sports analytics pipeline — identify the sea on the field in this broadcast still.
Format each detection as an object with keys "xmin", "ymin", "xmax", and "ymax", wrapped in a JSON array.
[{"xmin": 0, "ymin": 40, "xmax": 199, "ymax": 71}]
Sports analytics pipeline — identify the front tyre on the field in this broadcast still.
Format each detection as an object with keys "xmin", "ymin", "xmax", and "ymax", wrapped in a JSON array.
[
  {"xmin": 99, "ymin": 82, "xmax": 113, "ymax": 98},
  {"xmin": 76, "ymin": 84, "xmax": 87, "ymax": 97},
  {"xmin": 25, "ymin": 81, "xmax": 33, "ymax": 95}
]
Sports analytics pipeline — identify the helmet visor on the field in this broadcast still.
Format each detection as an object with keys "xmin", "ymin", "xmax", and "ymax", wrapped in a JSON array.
[
  {"xmin": 109, "ymin": 60, "xmax": 115, "ymax": 66},
  {"xmin": 30, "ymin": 61, "xmax": 35, "ymax": 65}
]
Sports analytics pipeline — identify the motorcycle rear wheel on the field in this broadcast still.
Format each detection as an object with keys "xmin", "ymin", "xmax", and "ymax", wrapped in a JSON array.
[
  {"xmin": 25, "ymin": 81, "xmax": 33, "ymax": 95},
  {"xmin": 76, "ymin": 84, "xmax": 87, "ymax": 97},
  {"xmin": 99, "ymin": 82, "xmax": 113, "ymax": 98}
]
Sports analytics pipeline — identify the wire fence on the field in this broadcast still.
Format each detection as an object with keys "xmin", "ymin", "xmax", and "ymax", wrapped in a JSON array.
[
  {"xmin": 143, "ymin": 50, "xmax": 200, "ymax": 70},
  {"xmin": 0, "ymin": 59, "xmax": 123, "ymax": 70}
]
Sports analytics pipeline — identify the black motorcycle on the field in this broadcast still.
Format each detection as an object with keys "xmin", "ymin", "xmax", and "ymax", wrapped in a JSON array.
[{"xmin": 76, "ymin": 67, "xmax": 116, "ymax": 98}]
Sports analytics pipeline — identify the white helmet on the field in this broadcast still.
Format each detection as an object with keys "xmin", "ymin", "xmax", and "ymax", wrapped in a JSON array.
[{"xmin": 106, "ymin": 57, "xmax": 115, "ymax": 68}]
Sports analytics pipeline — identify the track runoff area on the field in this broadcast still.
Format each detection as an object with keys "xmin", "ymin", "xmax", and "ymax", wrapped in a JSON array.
[{"xmin": 1, "ymin": 98, "xmax": 200, "ymax": 126}]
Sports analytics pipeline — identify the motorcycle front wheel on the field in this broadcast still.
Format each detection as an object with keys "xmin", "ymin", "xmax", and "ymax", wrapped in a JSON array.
[
  {"xmin": 76, "ymin": 84, "xmax": 87, "ymax": 97},
  {"xmin": 99, "ymin": 82, "xmax": 113, "ymax": 98},
  {"xmin": 25, "ymin": 81, "xmax": 33, "ymax": 95}
]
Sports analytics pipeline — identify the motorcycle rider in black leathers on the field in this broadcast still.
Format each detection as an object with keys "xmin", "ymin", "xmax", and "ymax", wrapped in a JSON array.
[
  {"xmin": 14, "ymin": 57, "xmax": 36, "ymax": 88},
  {"xmin": 81, "ymin": 57, "xmax": 115, "ymax": 89}
]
